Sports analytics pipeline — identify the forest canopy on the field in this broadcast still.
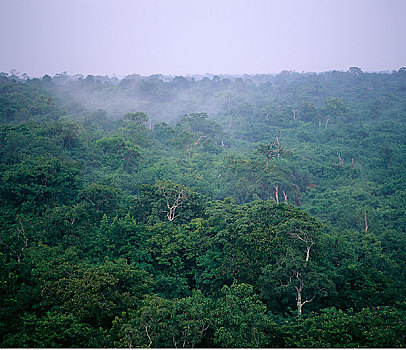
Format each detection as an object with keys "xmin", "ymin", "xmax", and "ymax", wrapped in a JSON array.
[{"xmin": 1, "ymin": 68, "xmax": 406, "ymax": 347}]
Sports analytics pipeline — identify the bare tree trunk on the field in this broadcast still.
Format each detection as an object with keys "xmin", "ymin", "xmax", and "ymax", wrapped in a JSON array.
[
  {"xmin": 17, "ymin": 216, "xmax": 28, "ymax": 263},
  {"xmin": 275, "ymin": 186, "xmax": 279, "ymax": 204},
  {"xmin": 161, "ymin": 186, "xmax": 185, "ymax": 222},
  {"xmin": 325, "ymin": 117, "xmax": 330, "ymax": 129},
  {"xmin": 295, "ymin": 280, "xmax": 315, "ymax": 316},
  {"xmin": 283, "ymin": 191, "xmax": 288, "ymax": 203},
  {"xmin": 337, "ymin": 151, "xmax": 344, "ymax": 166},
  {"xmin": 297, "ymin": 286, "xmax": 303, "ymax": 315},
  {"xmin": 364, "ymin": 209, "xmax": 368, "ymax": 232},
  {"xmin": 305, "ymin": 243, "xmax": 313, "ymax": 263}
]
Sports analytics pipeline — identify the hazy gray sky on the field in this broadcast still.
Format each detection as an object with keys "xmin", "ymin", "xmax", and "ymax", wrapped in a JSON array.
[{"xmin": 1, "ymin": 0, "xmax": 405, "ymax": 77}]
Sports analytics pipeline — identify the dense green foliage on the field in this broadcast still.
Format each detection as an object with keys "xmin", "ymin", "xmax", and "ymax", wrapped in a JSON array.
[{"xmin": 1, "ymin": 68, "xmax": 405, "ymax": 347}]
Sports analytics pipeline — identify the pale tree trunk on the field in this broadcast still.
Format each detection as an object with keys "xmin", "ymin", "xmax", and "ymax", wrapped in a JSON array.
[
  {"xmin": 16, "ymin": 225, "xmax": 28, "ymax": 263},
  {"xmin": 305, "ymin": 243, "xmax": 313, "ymax": 263},
  {"xmin": 337, "ymin": 151, "xmax": 344, "ymax": 166},
  {"xmin": 296, "ymin": 286, "xmax": 315, "ymax": 316},
  {"xmin": 275, "ymin": 186, "xmax": 279, "ymax": 204},
  {"xmin": 364, "ymin": 209, "xmax": 368, "ymax": 232},
  {"xmin": 186, "ymin": 144, "xmax": 192, "ymax": 159},
  {"xmin": 161, "ymin": 187, "xmax": 185, "ymax": 222},
  {"xmin": 294, "ymin": 274, "xmax": 315, "ymax": 316},
  {"xmin": 296, "ymin": 283, "xmax": 303, "ymax": 315},
  {"xmin": 186, "ymin": 135, "xmax": 208, "ymax": 158}
]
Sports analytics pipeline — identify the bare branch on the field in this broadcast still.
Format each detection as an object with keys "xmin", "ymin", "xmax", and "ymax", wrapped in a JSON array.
[
  {"xmin": 145, "ymin": 324, "xmax": 152, "ymax": 348},
  {"xmin": 160, "ymin": 185, "xmax": 185, "ymax": 221},
  {"xmin": 302, "ymin": 294, "xmax": 316, "ymax": 306}
]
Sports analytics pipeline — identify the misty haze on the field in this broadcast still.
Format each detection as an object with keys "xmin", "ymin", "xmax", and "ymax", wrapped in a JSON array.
[{"xmin": 1, "ymin": 0, "xmax": 406, "ymax": 348}]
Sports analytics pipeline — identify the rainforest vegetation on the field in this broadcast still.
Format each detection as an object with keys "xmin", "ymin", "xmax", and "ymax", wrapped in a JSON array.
[{"xmin": 1, "ymin": 67, "xmax": 406, "ymax": 347}]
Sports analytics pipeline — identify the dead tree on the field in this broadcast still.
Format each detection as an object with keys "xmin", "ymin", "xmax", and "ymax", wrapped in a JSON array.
[{"xmin": 160, "ymin": 185, "xmax": 186, "ymax": 222}]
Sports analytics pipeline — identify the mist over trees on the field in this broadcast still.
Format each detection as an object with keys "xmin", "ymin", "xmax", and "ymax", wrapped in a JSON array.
[{"xmin": 1, "ymin": 67, "xmax": 406, "ymax": 347}]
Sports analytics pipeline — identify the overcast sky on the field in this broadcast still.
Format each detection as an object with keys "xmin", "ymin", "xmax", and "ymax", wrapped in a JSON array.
[{"xmin": 0, "ymin": 0, "xmax": 405, "ymax": 77}]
